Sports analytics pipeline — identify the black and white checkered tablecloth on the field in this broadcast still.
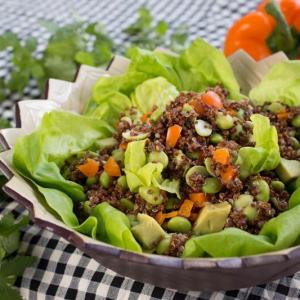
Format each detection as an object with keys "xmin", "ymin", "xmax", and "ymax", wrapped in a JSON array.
[{"xmin": 0, "ymin": 0, "xmax": 300, "ymax": 299}]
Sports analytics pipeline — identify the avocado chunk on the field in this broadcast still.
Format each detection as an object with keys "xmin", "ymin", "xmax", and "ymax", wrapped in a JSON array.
[
  {"xmin": 193, "ymin": 202, "xmax": 231, "ymax": 235},
  {"xmin": 131, "ymin": 214, "xmax": 165, "ymax": 249},
  {"xmin": 276, "ymin": 158, "xmax": 300, "ymax": 183}
]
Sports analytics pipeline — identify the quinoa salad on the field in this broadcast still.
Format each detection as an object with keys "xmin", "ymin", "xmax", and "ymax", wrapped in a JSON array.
[{"xmin": 13, "ymin": 39, "xmax": 300, "ymax": 258}]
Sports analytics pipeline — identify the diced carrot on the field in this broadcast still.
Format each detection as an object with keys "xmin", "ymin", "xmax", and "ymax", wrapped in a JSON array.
[
  {"xmin": 77, "ymin": 158, "xmax": 99, "ymax": 177},
  {"xmin": 140, "ymin": 111, "xmax": 152, "ymax": 123},
  {"xmin": 155, "ymin": 211, "xmax": 165, "ymax": 225},
  {"xmin": 166, "ymin": 124, "xmax": 182, "ymax": 148},
  {"xmin": 213, "ymin": 148, "xmax": 230, "ymax": 165},
  {"xmin": 164, "ymin": 211, "xmax": 178, "ymax": 219},
  {"xmin": 104, "ymin": 157, "xmax": 121, "ymax": 177},
  {"xmin": 178, "ymin": 199, "xmax": 194, "ymax": 218},
  {"xmin": 277, "ymin": 111, "xmax": 291, "ymax": 120},
  {"xmin": 201, "ymin": 91, "xmax": 223, "ymax": 109},
  {"xmin": 119, "ymin": 142, "xmax": 128, "ymax": 150},
  {"xmin": 221, "ymin": 165, "xmax": 235, "ymax": 183},
  {"xmin": 189, "ymin": 193, "xmax": 207, "ymax": 208},
  {"xmin": 189, "ymin": 98, "xmax": 204, "ymax": 114}
]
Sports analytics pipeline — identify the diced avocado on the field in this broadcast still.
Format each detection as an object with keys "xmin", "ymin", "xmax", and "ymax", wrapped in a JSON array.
[
  {"xmin": 276, "ymin": 158, "xmax": 300, "ymax": 183},
  {"xmin": 131, "ymin": 214, "xmax": 166, "ymax": 249},
  {"xmin": 234, "ymin": 194, "xmax": 253, "ymax": 209},
  {"xmin": 193, "ymin": 202, "xmax": 231, "ymax": 235}
]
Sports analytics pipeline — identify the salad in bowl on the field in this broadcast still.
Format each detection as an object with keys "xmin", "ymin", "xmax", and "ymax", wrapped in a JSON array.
[{"xmin": 10, "ymin": 38, "xmax": 300, "ymax": 259}]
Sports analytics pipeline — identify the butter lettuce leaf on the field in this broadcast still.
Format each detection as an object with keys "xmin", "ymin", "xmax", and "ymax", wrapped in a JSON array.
[
  {"xmin": 237, "ymin": 114, "xmax": 280, "ymax": 179},
  {"xmin": 249, "ymin": 61, "xmax": 300, "ymax": 106},
  {"xmin": 132, "ymin": 77, "xmax": 179, "ymax": 114},
  {"xmin": 183, "ymin": 190, "xmax": 300, "ymax": 257},
  {"xmin": 87, "ymin": 38, "xmax": 241, "ymax": 120},
  {"xmin": 13, "ymin": 111, "xmax": 114, "ymax": 202}
]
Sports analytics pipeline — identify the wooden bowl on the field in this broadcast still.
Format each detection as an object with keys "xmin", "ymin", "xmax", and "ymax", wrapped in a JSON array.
[{"xmin": 1, "ymin": 50, "xmax": 299, "ymax": 291}]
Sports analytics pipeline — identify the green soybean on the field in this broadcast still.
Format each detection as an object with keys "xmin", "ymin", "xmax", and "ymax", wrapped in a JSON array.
[
  {"xmin": 210, "ymin": 133, "xmax": 223, "ymax": 144},
  {"xmin": 216, "ymin": 113, "xmax": 234, "ymax": 130},
  {"xmin": 100, "ymin": 171, "xmax": 111, "ymax": 189},
  {"xmin": 292, "ymin": 114, "xmax": 300, "ymax": 128},
  {"xmin": 186, "ymin": 152, "xmax": 199, "ymax": 160},
  {"xmin": 243, "ymin": 206, "xmax": 257, "ymax": 221},
  {"xmin": 117, "ymin": 175, "xmax": 128, "ymax": 189},
  {"xmin": 119, "ymin": 198, "xmax": 134, "ymax": 210},
  {"xmin": 185, "ymin": 166, "xmax": 209, "ymax": 187},
  {"xmin": 112, "ymin": 149, "xmax": 124, "ymax": 162},
  {"xmin": 252, "ymin": 179, "xmax": 270, "ymax": 202},
  {"xmin": 86, "ymin": 176, "xmax": 97, "ymax": 186},
  {"xmin": 139, "ymin": 186, "xmax": 164, "ymax": 205},
  {"xmin": 271, "ymin": 180, "xmax": 285, "ymax": 192},
  {"xmin": 148, "ymin": 151, "xmax": 169, "ymax": 168},
  {"xmin": 156, "ymin": 236, "xmax": 172, "ymax": 255},
  {"xmin": 267, "ymin": 102, "xmax": 285, "ymax": 113},
  {"xmin": 236, "ymin": 109, "xmax": 244, "ymax": 119},
  {"xmin": 291, "ymin": 137, "xmax": 300, "ymax": 149},
  {"xmin": 167, "ymin": 216, "xmax": 192, "ymax": 233},
  {"xmin": 202, "ymin": 177, "xmax": 222, "ymax": 194}
]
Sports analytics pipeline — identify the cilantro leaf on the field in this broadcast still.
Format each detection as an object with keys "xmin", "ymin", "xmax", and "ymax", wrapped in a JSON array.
[
  {"xmin": 0, "ymin": 215, "xmax": 29, "ymax": 236},
  {"xmin": 0, "ymin": 256, "xmax": 36, "ymax": 277},
  {"xmin": 0, "ymin": 281, "xmax": 22, "ymax": 300}
]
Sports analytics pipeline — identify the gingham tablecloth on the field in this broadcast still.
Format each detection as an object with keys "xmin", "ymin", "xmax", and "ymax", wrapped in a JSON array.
[{"xmin": 0, "ymin": 0, "xmax": 300, "ymax": 299}]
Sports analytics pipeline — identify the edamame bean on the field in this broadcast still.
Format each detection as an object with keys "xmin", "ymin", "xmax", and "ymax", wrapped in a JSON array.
[
  {"xmin": 271, "ymin": 180, "xmax": 285, "ymax": 191},
  {"xmin": 185, "ymin": 166, "xmax": 209, "ymax": 187},
  {"xmin": 267, "ymin": 102, "xmax": 285, "ymax": 113},
  {"xmin": 112, "ymin": 149, "xmax": 124, "ymax": 162},
  {"xmin": 243, "ymin": 206, "xmax": 257, "ymax": 221},
  {"xmin": 204, "ymin": 157, "xmax": 215, "ymax": 176},
  {"xmin": 100, "ymin": 171, "xmax": 111, "ymax": 188},
  {"xmin": 186, "ymin": 152, "xmax": 199, "ymax": 159},
  {"xmin": 236, "ymin": 109, "xmax": 244, "ymax": 119},
  {"xmin": 210, "ymin": 133, "xmax": 223, "ymax": 144},
  {"xmin": 292, "ymin": 114, "xmax": 300, "ymax": 128},
  {"xmin": 202, "ymin": 177, "xmax": 222, "ymax": 194},
  {"xmin": 289, "ymin": 129, "xmax": 296, "ymax": 137},
  {"xmin": 195, "ymin": 119, "xmax": 212, "ymax": 137},
  {"xmin": 252, "ymin": 179, "xmax": 270, "ymax": 202},
  {"xmin": 86, "ymin": 176, "xmax": 97, "ymax": 186},
  {"xmin": 234, "ymin": 194, "xmax": 253, "ymax": 209},
  {"xmin": 167, "ymin": 216, "xmax": 192, "ymax": 233},
  {"xmin": 139, "ymin": 186, "xmax": 164, "ymax": 205},
  {"xmin": 156, "ymin": 236, "xmax": 172, "ymax": 254},
  {"xmin": 216, "ymin": 113, "xmax": 234, "ymax": 130},
  {"xmin": 117, "ymin": 175, "xmax": 128, "ymax": 189},
  {"xmin": 148, "ymin": 151, "xmax": 169, "ymax": 168},
  {"xmin": 119, "ymin": 198, "xmax": 134, "ymax": 210},
  {"xmin": 291, "ymin": 137, "xmax": 300, "ymax": 149},
  {"xmin": 95, "ymin": 137, "xmax": 118, "ymax": 150},
  {"xmin": 231, "ymin": 124, "xmax": 243, "ymax": 140}
]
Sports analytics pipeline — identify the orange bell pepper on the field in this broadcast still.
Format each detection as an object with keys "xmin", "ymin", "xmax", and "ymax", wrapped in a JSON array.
[{"xmin": 224, "ymin": 0, "xmax": 300, "ymax": 60}]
